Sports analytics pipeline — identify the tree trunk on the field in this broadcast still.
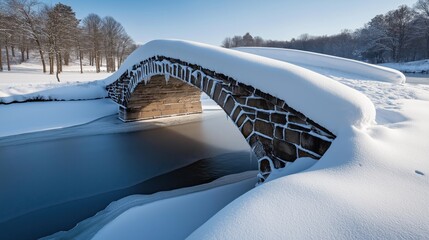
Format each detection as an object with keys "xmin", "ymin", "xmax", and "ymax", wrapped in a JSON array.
[
  {"xmin": 35, "ymin": 38, "xmax": 47, "ymax": 73},
  {"xmin": 11, "ymin": 45, "xmax": 15, "ymax": 57},
  {"xmin": 95, "ymin": 54, "xmax": 100, "ymax": 73},
  {"xmin": 64, "ymin": 51, "xmax": 69, "ymax": 66},
  {"xmin": 0, "ymin": 43, "xmax": 3, "ymax": 72},
  {"xmin": 49, "ymin": 52, "xmax": 54, "ymax": 74},
  {"xmin": 5, "ymin": 43, "xmax": 11, "ymax": 71},
  {"xmin": 59, "ymin": 52, "xmax": 63, "ymax": 73},
  {"xmin": 26, "ymin": 47, "xmax": 29, "ymax": 60},
  {"xmin": 79, "ymin": 50, "xmax": 83, "ymax": 74},
  {"xmin": 56, "ymin": 53, "xmax": 60, "ymax": 82},
  {"xmin": 426, "ymin": 34, "xmax": 429, "ymax": 59},
  {"xmin": 21, "ymin": 48, "xmax": 25, "ymax": 63}
]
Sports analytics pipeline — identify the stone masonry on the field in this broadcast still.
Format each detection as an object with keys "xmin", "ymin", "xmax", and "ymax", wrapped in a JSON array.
[
  {"xmin": 106, "ymin": 56, "xmax": 336, "ymax": 182},
  {"xmin": 118, "ymin": 76, "xmax": 202, "ymax": 121}
]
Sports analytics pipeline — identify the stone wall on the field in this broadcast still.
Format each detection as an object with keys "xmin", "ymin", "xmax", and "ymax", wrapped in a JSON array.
[
  {"xmin": 118, "ymin": 76, "xmax": 202, "ymax": 121},
  {"xmin": 107, "ymin": 56, "xmax": 336, "ymax": 182}
]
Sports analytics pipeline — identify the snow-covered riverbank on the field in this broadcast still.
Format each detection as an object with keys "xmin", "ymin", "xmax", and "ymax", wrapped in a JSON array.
[{"xmin": 1, "ymin": 42, "xmax": 428, "ymax": 239}]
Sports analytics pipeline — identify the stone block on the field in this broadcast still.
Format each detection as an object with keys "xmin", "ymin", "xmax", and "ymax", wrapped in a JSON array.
[
  {"xmin": 241, "ymin": 120, "xmax": 253, "ymax": 138},
  {"xmin": 255, "ymin": 120, "xmax": 274, "ymax": 138},
  {"xmin": 231, "ymin": 107, "xmax": 242, "ymax": 121},
  {"xmin": 288, "ymin": 114, "xmax": 307, "ymax": 125},
  {"xmin": 275, "ymin": 126, "xmax": 284, "ymax": 139},
  {"xmin": 271, "ymin": 113, "xmax": 287, "ymax": 125},
  {"xmin": 259, "ymin": 159, "xmax": 271, "ymax": 174},
  {"xmin": 289, "ymin": 123, "xmax": 311, "ymax": 132},
  {"xmin": 257, "ymin": 111, "xmax": 270, "ymax": 121},
  {"xmin": 301, "ymin": 132, "xmax": 332, "ymax": 156},
  {"xmin": 217, "ymin": 90, "xmax": 228, "ymax": 106},
  {"xmin": 273, "ymin": 138, "xmax": 297, "ymax": 161},
  {"xmin": 223, "ymin": 96, "xmax": 235, "ymax": 116},
  {"xmin": 284, "ymin": 129, "xmax": 300, "ymax": 145},
  {"xmin": 236, "ymin": 114, "xmax": 247, "ymax": 128},
  {"xmin": 247, "ymin": 98, "xmax": 275, "ymax": 110},
  {"xmin": 212, "ymin": 83, "xmax": 222, "ymax": 101},
  {"xmin": 298, "ymin": 149, "xmax": 319, "ymax": 159}
]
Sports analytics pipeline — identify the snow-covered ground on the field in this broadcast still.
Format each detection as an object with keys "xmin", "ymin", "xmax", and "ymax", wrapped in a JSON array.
[
  {"xmin": 1, "ymin": 41, "xmax": 429, "ymax": 239},
  {"xmin": 381, "ymin": 59, "xmax": 429, "ymax": 73},
  {"xmin": 0, "ymin": 61, "xmax": 111, "ymax": 103}
]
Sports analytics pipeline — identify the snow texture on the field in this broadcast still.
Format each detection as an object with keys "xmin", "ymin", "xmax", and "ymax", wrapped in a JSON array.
[
  {"xmin": 236, "ymin": 47, "xmax": 406, "ymax": 83},
  {"xmin": 106, "ymin": 39, "xmax": 376, "ymax": 134}
]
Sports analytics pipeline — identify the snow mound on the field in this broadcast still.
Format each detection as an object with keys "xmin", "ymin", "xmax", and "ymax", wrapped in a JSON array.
[
  {"xmin": 106, "ymin": 39, "xmax": 376, "ymax": 134},
  {"xmin": 236, "ymin": 47, "xmax": 406, "ymax": 84}
]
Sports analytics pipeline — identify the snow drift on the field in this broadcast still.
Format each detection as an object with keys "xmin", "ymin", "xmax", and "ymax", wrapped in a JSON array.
[
  {"xmin": 236, "ymin": 47, "xmax": 406, "ymax": 84},
  {"xmin": 106, "ymin": 40, "xmax": 376, "ymax": 134}
]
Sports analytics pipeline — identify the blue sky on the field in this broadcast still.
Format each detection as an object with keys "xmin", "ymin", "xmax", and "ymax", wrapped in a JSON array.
[{"xmin": 43, "ymin": 0, "xmax": 416, "ymax": 45}]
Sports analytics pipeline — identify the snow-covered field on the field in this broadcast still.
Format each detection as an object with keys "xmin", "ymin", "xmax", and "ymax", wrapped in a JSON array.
[
  {"xmin": 1, "ymin": 41, "xmax": 429, "ymax": 239},
  {"xmin": 381, "ymin": 59, "xmax": 429, "ymax": 73},
  {"xmin": 0, "ymin": 61, "xmax": 111, "ymax": 103}
]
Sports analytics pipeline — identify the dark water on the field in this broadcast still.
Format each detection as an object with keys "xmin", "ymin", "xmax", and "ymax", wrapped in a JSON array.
[{"xmin": 0, "ymin": 112, "xmax": 256, "ymax": 240}]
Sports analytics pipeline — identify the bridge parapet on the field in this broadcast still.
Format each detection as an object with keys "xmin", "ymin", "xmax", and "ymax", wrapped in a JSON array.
[{"xmin": 107, "ymin": 55, "xmax": 336, "ymax": 182}]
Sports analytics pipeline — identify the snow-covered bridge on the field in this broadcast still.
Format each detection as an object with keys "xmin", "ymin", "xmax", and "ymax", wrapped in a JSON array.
[{"xmin": 105, "ymin": 40, "xmax": 375, "ymax": 182}]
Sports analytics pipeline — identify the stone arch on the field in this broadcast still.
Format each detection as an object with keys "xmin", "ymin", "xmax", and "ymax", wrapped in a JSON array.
[{"xmin": 107, "ymin": 56, "xmax": 336, "ymax": 182}]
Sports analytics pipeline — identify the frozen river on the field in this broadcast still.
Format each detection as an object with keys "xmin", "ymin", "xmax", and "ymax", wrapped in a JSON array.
[{"xmin": 0, "ymin": 111, "xmax": 257, "ymax": 240}]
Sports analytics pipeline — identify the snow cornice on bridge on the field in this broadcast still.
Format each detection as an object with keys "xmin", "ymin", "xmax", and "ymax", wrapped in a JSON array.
[
  {"xmin": 105, "ymin": 39, "xmax": 376, "ymax": 135},
  {"xmin": 105, "ymin": 39, "xmax": 376, "ymax": 181}
]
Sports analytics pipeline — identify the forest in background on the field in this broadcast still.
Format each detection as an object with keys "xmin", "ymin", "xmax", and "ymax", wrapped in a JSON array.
[
  {"xmin": 222, "ymin": 0, "xmax": 429, "ymax": 64},
  {"xmin": 0, "ymin": 0, "xmax": 137, "ymax": 76}
]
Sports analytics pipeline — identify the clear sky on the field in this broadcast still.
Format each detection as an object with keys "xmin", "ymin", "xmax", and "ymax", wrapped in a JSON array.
[{"xmin": 43, "ymin": 0, "xmax": 417, "ymax": 46}]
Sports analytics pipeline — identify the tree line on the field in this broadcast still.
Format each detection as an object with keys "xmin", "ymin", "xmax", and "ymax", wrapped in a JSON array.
[
  {"xmin": 0, "ymin": 0, "xmax": 136, "ymax": 80},
  {"xmin": 222, "ymin": 0, "xmax": 429, "ymax": 63}
]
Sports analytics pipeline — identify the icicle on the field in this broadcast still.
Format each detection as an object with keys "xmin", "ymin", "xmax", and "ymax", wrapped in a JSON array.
[{"xmin": 165, "ymin": 73, "xmax": 170, "ymax": 83}]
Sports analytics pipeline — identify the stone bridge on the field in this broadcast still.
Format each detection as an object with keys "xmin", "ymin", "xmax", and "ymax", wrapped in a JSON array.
[{"xmin": 106, "ymin": 55, "xmax": 336, "ymax": 182}]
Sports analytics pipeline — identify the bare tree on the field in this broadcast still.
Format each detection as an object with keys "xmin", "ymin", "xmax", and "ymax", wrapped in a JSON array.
[
  {"xmin": 44, "ymin": 3, "xmax": 79, "ymax": 81},
  {"xmin": 5, "ymin": 0, "xmax": 47, "ymax": 72},
  {"xmin": 102, "ymin": 16, "xmax": 124, "ymax": 72},
  {"xmin": 83, "ymin": 13, "xmax": 102, "ymax": 72},
  {"xmin": 385, "ymin": 5, "xmax": 414, "ymax": 61},
  {"xmin": 414, "ymin": 0, "xmax": 429, "ymax": 58}
]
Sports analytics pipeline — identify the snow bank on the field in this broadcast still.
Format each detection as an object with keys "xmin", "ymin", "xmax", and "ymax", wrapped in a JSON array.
[
  {"xmin": 236, "ymin": 47, "xmax": 406, "ymax": 84},
  {"xmin": 188, "ymin": 98, "xmax": 429, "ymax": 239},
  {"xmin": 0, "ymin": 81, "xmax": 108, "ymax": 103},
  {"xmin": 0, "ymin": 70, "xmax": 111, "ymax": 103},
  {"xmin": 106, "ymin": 40, "xmax": 376, "ymax": 134},
  {"xmin": 0, "ymin": 99, "xmax": 117, "ymax": 138},
  {"xmin": 43, "ymin": 171, "xmax": 257, "ymax": 240},
  {"xmin": 381, "ymin": 59, "xmax": 429, "ymax": 73}
]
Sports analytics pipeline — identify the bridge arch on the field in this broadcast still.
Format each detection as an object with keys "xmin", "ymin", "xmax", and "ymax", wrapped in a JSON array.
[{"xmin": 107, "ymin": 55, "xmax": 335, "ymax": 182}]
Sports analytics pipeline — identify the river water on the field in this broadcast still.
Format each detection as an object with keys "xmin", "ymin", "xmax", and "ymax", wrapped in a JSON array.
[{"xmin": 0, "ymin": 111, "xmax": 257, "ymax": 240}]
